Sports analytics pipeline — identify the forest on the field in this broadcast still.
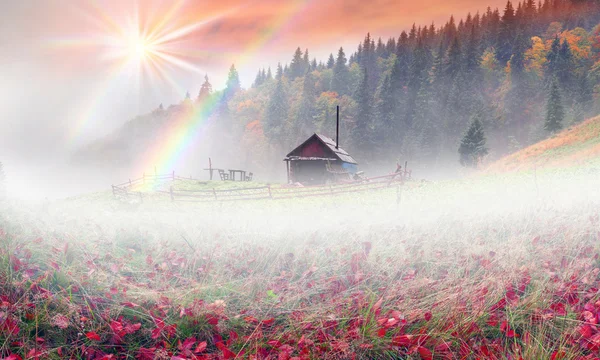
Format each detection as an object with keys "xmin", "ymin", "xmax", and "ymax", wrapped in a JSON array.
[{"xmin": 80, "ymin": 0, "xmax": 600, "ymax": 179}]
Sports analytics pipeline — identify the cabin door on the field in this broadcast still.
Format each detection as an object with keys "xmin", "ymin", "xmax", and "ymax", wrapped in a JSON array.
[{"xmin": 293, "ymin": 161, "xmax": 327, "ymax": 185}]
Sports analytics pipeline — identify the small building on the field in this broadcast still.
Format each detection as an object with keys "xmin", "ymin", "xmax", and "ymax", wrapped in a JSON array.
[{"xmin": 284, "ymin": 133, "xmax": 358, "ymax": 185}]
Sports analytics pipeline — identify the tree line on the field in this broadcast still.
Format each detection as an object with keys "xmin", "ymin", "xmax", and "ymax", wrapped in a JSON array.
[{"xmin": 83, "ymin": 0, "xmax": 600, "ymax": 177}]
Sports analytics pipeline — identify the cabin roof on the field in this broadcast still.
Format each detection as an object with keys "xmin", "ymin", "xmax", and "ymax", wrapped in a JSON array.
[{"xmin": 284, "ymin": 133, "xmax": 358, "ymax": 164}]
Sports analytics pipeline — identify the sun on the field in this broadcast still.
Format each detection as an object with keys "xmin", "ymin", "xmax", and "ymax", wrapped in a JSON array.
[{"xmin": 128, "ymin": 34, "xmax": 153, "ymax": 62}]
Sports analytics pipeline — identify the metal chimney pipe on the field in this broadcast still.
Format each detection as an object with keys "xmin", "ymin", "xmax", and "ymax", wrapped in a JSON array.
[{"xmin": 336, "ymin": 105, "xmax": 339, "ymax": 149}]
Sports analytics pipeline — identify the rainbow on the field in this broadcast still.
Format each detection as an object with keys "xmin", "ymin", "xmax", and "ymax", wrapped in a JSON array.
[
  {"xmin": 135, "ymin": 0, "xmax": 310, "ymax": 181},
  {"xmin": 51, "ymin": 0, "xmax": 312, "ymax": 180}
]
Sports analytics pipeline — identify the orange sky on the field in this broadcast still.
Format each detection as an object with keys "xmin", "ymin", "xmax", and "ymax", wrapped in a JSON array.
[{"xmin": 1, "ymin": 0, "xmax": 508, "ymax": 153}]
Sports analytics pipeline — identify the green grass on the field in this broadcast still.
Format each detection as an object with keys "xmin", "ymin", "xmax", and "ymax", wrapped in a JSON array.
[{"xmin": 1, "ymin": 165, "xmax": 600, "ymax": 358}]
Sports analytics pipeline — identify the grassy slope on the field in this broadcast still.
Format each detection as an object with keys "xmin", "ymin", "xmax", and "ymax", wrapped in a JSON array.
[{"xmin": 486, "ymin": 114, "xmax": 600, "ymax": 173}]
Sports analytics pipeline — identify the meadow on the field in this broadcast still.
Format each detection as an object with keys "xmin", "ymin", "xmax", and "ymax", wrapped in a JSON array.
[{"xmin": 1, "ymin": 166, "xmax": 600, "ymax": 359}]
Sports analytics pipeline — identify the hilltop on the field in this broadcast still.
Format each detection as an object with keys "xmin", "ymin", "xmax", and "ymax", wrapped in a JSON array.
[{"xmin": 486, "ymin": 114, "xmax": 600, "ymax": 173}]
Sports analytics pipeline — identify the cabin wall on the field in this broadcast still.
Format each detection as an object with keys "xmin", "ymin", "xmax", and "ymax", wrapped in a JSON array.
[{"xmin": 290, "ymin": 160, "xmax": 332, "ymax": 185}]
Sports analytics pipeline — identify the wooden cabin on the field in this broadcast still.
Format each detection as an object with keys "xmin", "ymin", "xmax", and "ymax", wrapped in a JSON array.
[{"xmin": 284, "ymin": 133, "xmax": 358, "ymax": 185}]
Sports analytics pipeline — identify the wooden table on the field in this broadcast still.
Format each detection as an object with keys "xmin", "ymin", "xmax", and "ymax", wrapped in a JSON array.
[{"xmin": 228, "ymin": 169, "xmax": 246, "ymax": 181}]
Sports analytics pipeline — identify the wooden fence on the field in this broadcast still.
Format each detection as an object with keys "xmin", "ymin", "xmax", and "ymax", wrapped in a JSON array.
[{"xmin": 112, "ymin": 172, "xmax": 407, "ymax": 203}]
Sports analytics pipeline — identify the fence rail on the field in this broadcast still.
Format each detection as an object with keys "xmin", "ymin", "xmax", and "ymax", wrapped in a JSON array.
[{"xmin": 111, "ymin": 171, "xmax": 407, "ymax": 203}]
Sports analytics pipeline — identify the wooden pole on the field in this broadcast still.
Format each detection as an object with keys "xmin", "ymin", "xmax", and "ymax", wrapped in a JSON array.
[
  {"xmin": 286, "ymin": 161, "xmax": 290, "ymax": 184},
  {"xmin": 169, "ymin": 186, "xmax": 174, "ymax": 202},
  {"xmin": 404, "ymin": 161, "xmax": 408, "ymax": 181},
  {"xmin": 267, "ymin": 184, "xmax": 272, "ymax": 199},
  {"xmin": 209, "ymin": 157, "xmax": 213, "ymax": 180},
  {"xmin": 336, "ymin": 105, "xmax": 339, "ymax": 149},
  {"xmin": 212, "ymin": 188, "xmax": 217, "ymax": 200}
]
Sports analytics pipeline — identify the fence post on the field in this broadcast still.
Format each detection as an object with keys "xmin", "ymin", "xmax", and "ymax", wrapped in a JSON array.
[
  {"xmin": 267, "ymin": 184, "xmax": 273, "ymax": 199},
  {"xmin": 170, "ymin": 186, "xmax": 174, "ymax": 202},
  {"xmin": 212, "ymin": 188, "xmax": 217, "ymax": 200}
]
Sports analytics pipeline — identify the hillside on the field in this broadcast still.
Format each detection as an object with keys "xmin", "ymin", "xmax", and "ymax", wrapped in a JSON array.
[{"xmin": 486, "ymin": 114, "xmax": 600, "ymax": 172}]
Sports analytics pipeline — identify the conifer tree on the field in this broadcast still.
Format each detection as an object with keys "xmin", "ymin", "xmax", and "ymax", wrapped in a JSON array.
[
  {"xmin": 293, "ymin": 70, "xmax": 318, "ymax": 141},
  {"xmin": 497, "ymin": 0, "xmax": 517, "ymax": 63},
  {"xmin": 253, "ymin": 69, "xmax": 265, "ymax": 87},
  {"xmin": 351, "ymin": 67, "xmax": 373, "ymax": 154},
  {"xmin": 264, "ymin": 65, "xmax": 288, "ymax": 145},
  {"xmin": 458, "ymin": 114, "xmax": 488, "ymax": 167},
  {"xmin": 198, "ymin": 75, "xmax": 212, "ymax": 102},
  {"xmin": 544, "ymin": 78, "xmax": 565, "ymax": 133},
  {"xmin": 331, "ymin": 47, "xmax": 350, "ymax": 96},
  {"xmin": 375, "ymin": 73, "xmax": 394, "ymax": 153},
  {"xmin": 289, "ymin": 47, "xmax": 305, "ymax": 79},
  {"xmin": 545, "ymin": 36, "xmax": 561, "ymax": 79},
  {"xmin": 225, "ymin": 64, "xmax": 241, "ymax": 95},
  {"xmin": 326, "ymin": 54, "xmax": 335, "ymax": 69}
]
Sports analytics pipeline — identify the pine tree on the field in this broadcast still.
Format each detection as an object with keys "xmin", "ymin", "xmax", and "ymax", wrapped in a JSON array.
[
  {"xmin": 331, "ymin": 47, "xmax": 350, "ymax": 96},
  {"xmin": 458, "ymin": 114, "xmax": 488, "ymax": 167},
  {"xmin": 498, "ymin": 0, "xmax": 517, "ymax": 64},
  {"xmin": 326, "ymin": 54, "xmax": 335, "ymax": 69},
  {"xmin": 253, "ymin": 69, "xmax": 264, "ymax": 87},
  {"xmin": 302, "ymin": 49, "xmax": 310, "ymax": 73},
  {"xmin": 198, "ymin": 75, "xmax": 212, "ymax": 102},
  {"xmin": 293, "ymin": 69, "xmax": 318, "ymax": 141},
  {"xmin": 352, "ymin": 67, "xmax": 373, "ymax": 154},
  {"xmin": 374, "ymin": 73, "xmax": 394, "ymax": 154},
  {"xmin": 556, "ymin": 39, "xmax": 574, "ymax": 95},
  {"xmin": 266, "ymin": 67, "xmax": 273, "ymax": 81},
  {"xmin": 544, "ymin": 78, "xmax": 565, "ymax": 133},
  {"xmin": 545, "ymin": 36, "xmax": 561, "ymax": 79},
  {"xmin": 225, "ymin": 64, "xmax": 241, "ymax": 95},
  {"xmin": 264, "ymin": 65, "xmax": 288, "ymax": 145},
  {"xmin": 445, "ymin": 37, "xmax": 462, "ymax": 79},
  {"xmin": 289, "ymin": 47, "xmax": 305, "ymax": 79}
]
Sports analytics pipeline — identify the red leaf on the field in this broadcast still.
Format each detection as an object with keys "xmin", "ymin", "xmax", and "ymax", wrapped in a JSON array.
[
  {"xmin": 216, "ymin": 342, "xmax": 236, "ymax": 359},
  {"xmin": 392, "ymin": 334, "xmax": 413, "ymax": 347},
  {"xmin": 194, "ymin": 341, "xmax": 207, "ymax": 354},
  {"xmin": 417, "ymin": 346, "xmax": 433, "ymax": 360},
  {"xmin": 377, "ymin": 328, "xmax": 387, "ymax": 337},
  {"xmin": 121, "ymin": 302, "xmax": 139, "ymax": 308},
  {"xmin": 424, "ymin": 312, "xmax": 432, "ymax": 321},
  {"xmin": 86, "ymin": 331, "xmax": 101, "ymax": 341}
]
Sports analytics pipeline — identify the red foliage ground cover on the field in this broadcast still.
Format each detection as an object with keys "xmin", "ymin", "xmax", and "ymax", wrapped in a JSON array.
[{"xmin": 0, "ymin": 207, "xmax": 599, "ymax": 359}]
